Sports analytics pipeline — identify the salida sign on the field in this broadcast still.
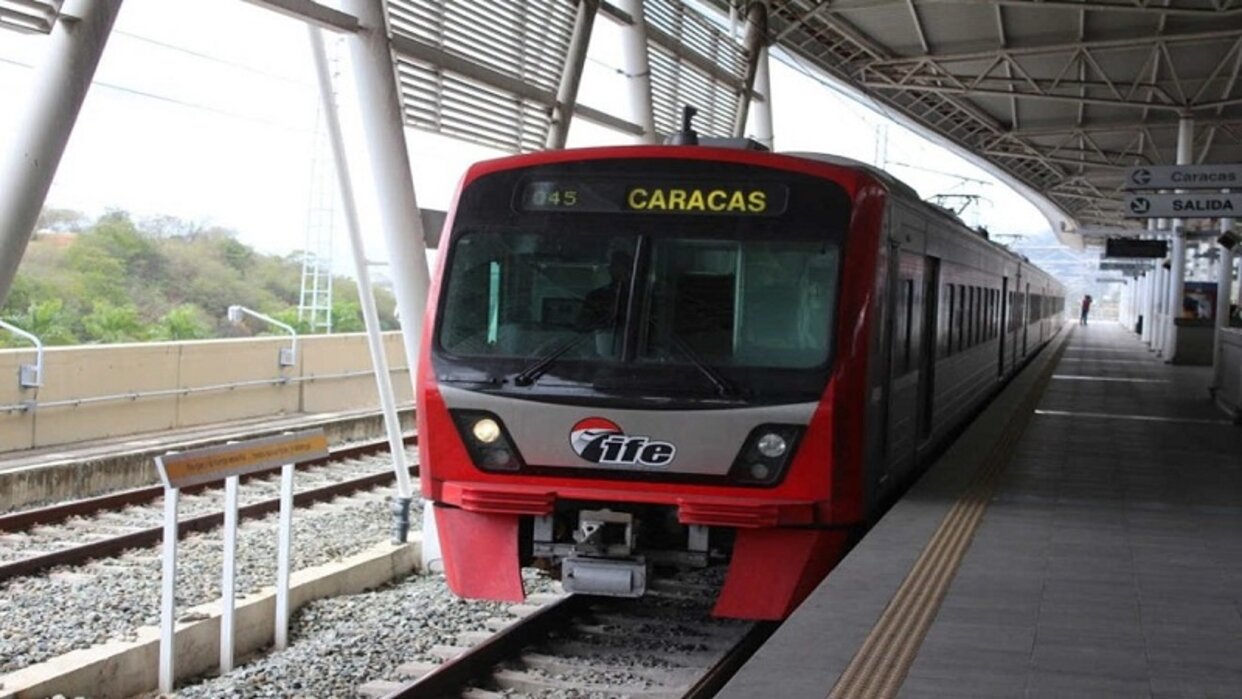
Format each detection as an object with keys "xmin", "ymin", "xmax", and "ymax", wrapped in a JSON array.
[{"xmin": 1123, "ymin": 192, "xmax": 1242, "ymax": 218}]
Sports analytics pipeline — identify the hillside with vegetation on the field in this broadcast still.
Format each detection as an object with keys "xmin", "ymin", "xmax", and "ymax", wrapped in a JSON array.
[{"xmin": 0, "ymin": 209, "xmax": 399, "ymax": 347}]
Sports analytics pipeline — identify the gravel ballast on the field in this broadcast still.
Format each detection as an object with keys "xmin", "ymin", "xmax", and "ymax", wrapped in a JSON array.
[
  {"xmin": 174, "ymin": 571, "xmax": 560, "ymax": 698},
  {"xmin": 0, "ymin": 453, "xmax": 410, "ymax": 675}
]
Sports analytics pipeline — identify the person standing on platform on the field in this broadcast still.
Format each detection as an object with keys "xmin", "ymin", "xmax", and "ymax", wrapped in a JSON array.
[{"xmin": 1080, "ymin": 294, "xmax": 1092, "ymax": 325}]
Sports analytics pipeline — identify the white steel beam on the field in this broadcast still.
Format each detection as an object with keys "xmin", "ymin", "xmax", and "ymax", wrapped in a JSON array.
[
  {"xmin": 240, "ymin": 0, "xmax": 358, "ymax": 33},
  {"xmin": 546, "ymin": 0, "xmax": 599, "ymax": 150},
  {"xmin": 0, "ymin": 0, "xmax": 120, "ymax": 307}
]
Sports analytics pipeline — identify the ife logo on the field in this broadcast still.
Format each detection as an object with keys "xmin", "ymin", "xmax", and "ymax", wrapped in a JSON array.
[{"xmin": 569, "ymin": 418, "xmax": 676, "ymax": 467}]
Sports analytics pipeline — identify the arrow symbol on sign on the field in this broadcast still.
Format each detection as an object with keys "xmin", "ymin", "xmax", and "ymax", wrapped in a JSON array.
[
  {"xmin": 1132, "ymin": 168, "xmax": 1151, "ymax": 186},
  {"xmin": 1129, "ymin": 197, "xmax": 1151, "ymax": 215}
]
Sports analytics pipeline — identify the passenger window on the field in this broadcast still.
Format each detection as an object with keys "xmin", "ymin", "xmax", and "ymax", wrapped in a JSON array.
[
  {"xmin": 903, "ymin": 279, "xmax": 914, "ymax": 373},
  {"xmin": 945, "ymin": 283, "xmax": 954, "ymax": 356}
]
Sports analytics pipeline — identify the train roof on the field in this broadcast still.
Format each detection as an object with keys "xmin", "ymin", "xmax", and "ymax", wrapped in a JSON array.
[
  {"xmin": 781, "ymin": 152, "xmax": 922, "ymax": 202},
  {"xmin": 783, "ymin": 151, "xmax": 1061, "ymax": 289}
]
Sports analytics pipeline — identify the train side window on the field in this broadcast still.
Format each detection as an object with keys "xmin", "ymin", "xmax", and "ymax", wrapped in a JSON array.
[
  {"xmin": 978, "ymin": 287, "xmax": 986, "ymax": 343},
  {"xmin": 965, "ymin": 286, "xmax": 973, "ymax": 347},
  {"xmin": 944, "ymin": 283, "xmax": 954, "ymax": 356},
  {"xmin": 902, "ymin": 278, "xmax": 914, "ymax": 373},
  {"xmin": 957, "ymin": 285, "xmax": 966, "ymax": 352},
  {"xmin": 972, "ymin": 286, "xmax": 980, "ymax": 345},
  {"xmin": 990, "ymin": 289, "xmax": 997, "ymax": 338},
  {"xmin": 985, "ymin": 288, "xmax": 992, "ymax": 340}
]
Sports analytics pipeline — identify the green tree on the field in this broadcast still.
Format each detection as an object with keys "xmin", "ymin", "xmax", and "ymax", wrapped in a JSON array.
[
  {"xmin": 154, "ymin": 304, "xmax": 211, "ymax": 340},
  {"xmin": 83, "ymin": 301, "xmax": 148, "ymax": 343},
  {"xmin": 36, "ymin": 208, "xmax": 90, "ymax": 233},
  {"xmin": 267, "ymin": 309, "xmax": 313, "ymax": 335},
  {"xmin": 330, "ymin": 300, "xmax": 365, "ymax": 332},
  {"xmin": 2, "ymin": 299, "xmax": 78, "ymax": 346}
]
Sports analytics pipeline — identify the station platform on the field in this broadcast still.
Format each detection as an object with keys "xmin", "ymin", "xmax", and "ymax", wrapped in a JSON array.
[{"xmin": 719, "ymin": 323, "xmax": 1242, "ymax": 698}]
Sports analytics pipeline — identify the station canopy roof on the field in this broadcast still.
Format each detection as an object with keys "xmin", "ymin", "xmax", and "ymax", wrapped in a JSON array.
[{"xmin": 703, "ymin": 0, "xmax": 1242, "ymax": 248}]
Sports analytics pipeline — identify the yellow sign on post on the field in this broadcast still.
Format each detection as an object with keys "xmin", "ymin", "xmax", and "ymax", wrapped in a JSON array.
[
  {"xmin": 155, "ymin": 428, "xmax": 329, "ymax": 690},
  {"xmin": 155, "ymin": 429, "xmax": 330, "ymax": 489}
]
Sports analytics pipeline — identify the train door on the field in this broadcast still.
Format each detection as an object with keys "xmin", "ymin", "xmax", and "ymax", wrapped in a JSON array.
[
  {"xmin": 998, "ymin": 276, "xmax": 1008, "ymax": 377},
  {"xmin": 917, "ymin": 257, "xmax": 939, "ymax": 441}
]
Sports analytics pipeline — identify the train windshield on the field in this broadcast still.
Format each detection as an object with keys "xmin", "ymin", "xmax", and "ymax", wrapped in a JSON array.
[{"xmin": 438, "ymin": 230, "xmax": 838, "ymax": 374}]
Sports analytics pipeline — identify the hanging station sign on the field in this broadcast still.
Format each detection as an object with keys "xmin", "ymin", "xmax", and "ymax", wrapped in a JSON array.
[
  {"xmin": 1104, "ymin": 238, "xmax": 1168, "ymax": 258},
  {"xmin": 1122, "ymin": 192, "xmax": 1242, "ymax": 219},
  {"xmin": 1124, "ymin": 164, "xmax": 1242, "ymax": 190}
]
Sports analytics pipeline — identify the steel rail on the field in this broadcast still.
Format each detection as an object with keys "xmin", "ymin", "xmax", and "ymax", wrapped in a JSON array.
[
  {"xmin": 383, "ymin": 594, "xmax": 591, "ymax": 698},
  {"xmin": 0, "ymin": 435, "xmax": 415, "ymax": 534},
  {"xmin": 681, "ymin": 620, "xmax": 779, "ymax": 699},
  {"xmin": 382, "ymin": 593, "xmax": 773, "ymax": 699},
  {"xmin": 0, "ymin": 440, "xmax": 418, "ymax": 583}
]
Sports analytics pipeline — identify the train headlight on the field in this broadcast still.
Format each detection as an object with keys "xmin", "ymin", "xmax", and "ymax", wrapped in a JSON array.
[
  {"xmin": 756, "ymin": 433, "xmax": 787, "ymax": 458},
  {"xmin": 728, "ymin": 424, "xmax": 803, "ymax": 486},
  {"xmin": 472, "ymin": 418, "xmax": 501, "ymax": 444},
  {"xmin": 450, "ymin": 410, "xmax": 525, "ymax": 472}
]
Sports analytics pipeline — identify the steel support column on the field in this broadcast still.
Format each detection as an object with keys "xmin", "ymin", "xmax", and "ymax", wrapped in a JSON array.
[
  {"xmin": 752, "ymin": 43, "xmax": 774, "ymax": 150},
  {"xmin": 1218, "ymin": 218, "xmax": 1235, "ymax": 335},
  {"xmin": 0, "ymin": 0, "xmax": 121, "ymax": 307},
  {"xmin": 309, "ymin": 29, "xmax": 414, "ymax": 533},
  {"xmin": 341, "ymin": 0, "xmax": 429, "ymax": 379},
  {"xmin": 732, "ymin": 1, "xmax": 767, "ymax": 139},
  {"xmin": 546, "ymin": 0, "xmax": 598, "ymax": 150},
  {"xmin": 616, "ymin": 0, "xmax": 656, "ymax": 144},
  {"xmin": 1165, "ymin": 117, "xmax": 1194, "ymax": 361},
  {"xmin": 1143, "ymin": 222, "xmax": 1157, "ymax": 346}
]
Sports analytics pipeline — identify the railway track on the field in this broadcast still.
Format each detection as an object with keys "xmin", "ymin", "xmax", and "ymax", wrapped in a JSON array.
[
  {"xmin": 374, "ymin": 577, "xmax": 776, "ymax": 699},
  {"xmin": 0, "ymin": 436, "xmax": 416, "ymax": 583}
]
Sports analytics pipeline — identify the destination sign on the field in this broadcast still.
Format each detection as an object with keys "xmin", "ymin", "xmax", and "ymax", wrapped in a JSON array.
[
  {"xmin": 1124, "ymin": 164, "xmax": 1242, "ymax": 190},
  {"xmin": 1105, "ymin": 238, "xmax": 1168, "ymax": 259},
  {"xmin": 155, "ymin": 430, "xmax": 329, "ymax": 489},
  {"xmin": 1099, "ymin": 261, "xmax": 1152, "ymax": 272},
  {"xmin": 517, "ymin": 179, "xmax": 789, "ymax": 216},
  {"xmin": 1123, "ymin": 192, "xmax": 1242, "ymax": 218}
]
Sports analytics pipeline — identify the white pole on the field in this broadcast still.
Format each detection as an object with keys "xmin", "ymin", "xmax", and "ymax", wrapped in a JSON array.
[
  {"xmin": 731, "ymin": 1, "xmax": 767, "ymax": 139},
  {"xmin": 340, "ymin": 0, "xmax": 430, "ymax": 377},
  {"xmin": 1217, "ymin": 218, "xmax": 1235, "ymax": 332},
  {"xmin": 309, "ymin": 30, "xmax": 415, "ymax": 531},
  {"xmin": 159, "ymin": 487, "xmax": 179, "ymax": 694},
  {"xmin": 545, "ymin": 0, "xmax": 599, "ymax": 149},
  {"xmin": 1152, "ymin": 259, "xmax": 1162, "ymax": 352},
  {"xmin": 1166, "ymin": 117, "xmax": 1194, "ymax": 362},
  {"xmin": 275, "ymin": 463, "xmax": 295, "ymax": 650},
  {"xmin": 617, "ymin": 0, "xmax": 657, "ymax": 144},
  {"xmin": 219, "ymin": 475, "xmax": 239, "ymax": 673},
  {"xmin": 1141, "ymin": 222, "xmax": 1156, "ymax": 345},
  {"xmin": 0, "ymin": 0, "xmax": 121, "ymax": 306},
  {"xmin": 752, "ymin": 44, "xmax": 774, "ymax": 150}
]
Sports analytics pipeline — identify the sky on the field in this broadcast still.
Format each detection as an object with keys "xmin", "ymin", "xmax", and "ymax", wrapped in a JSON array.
[{"xmin": 0, "ymin": 0, "xmax": 1059, "ymax": 274}]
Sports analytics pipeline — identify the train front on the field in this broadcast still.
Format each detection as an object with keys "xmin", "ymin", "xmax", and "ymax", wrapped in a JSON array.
[{"xmin": 418, "ymin": 147, "xmax": 880, "ymax": 620}]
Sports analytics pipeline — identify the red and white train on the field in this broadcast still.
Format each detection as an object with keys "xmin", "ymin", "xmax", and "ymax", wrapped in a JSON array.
[{"xmin": 417, "ymin": 142, "xmax": 1063, "ymax": 620}]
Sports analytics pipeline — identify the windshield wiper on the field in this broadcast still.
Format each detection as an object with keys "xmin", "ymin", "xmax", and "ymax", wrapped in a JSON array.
[
  {"xmin": 663, "ymin": 332, "xmax": 740, "ymax": 400},
  {"xmin": 511, "ymin": 330, "xmax": 596, "ymax": 387}
]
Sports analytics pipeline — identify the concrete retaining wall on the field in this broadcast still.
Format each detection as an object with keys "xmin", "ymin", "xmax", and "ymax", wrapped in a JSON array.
[{"xmin": 0, "ymin": 332, "xmax": 412, "ymax": 453}]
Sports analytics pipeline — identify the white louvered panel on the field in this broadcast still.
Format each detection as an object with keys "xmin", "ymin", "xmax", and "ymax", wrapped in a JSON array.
[
  {"xmin": 0, "ymin": 0, "xmax": 62, "ymax": 34},
  {"xmin": 649, "ymin": 42, "xmax": 737, "ymax": 138},
  {"xmin": 644, "ymin": 0, "xmax": 745, "ymax": 138},
  {"xmin": 388, "ymin": 0, "xmax": 576, "ymax": 152},
  {"xmin": 396, "ymin": 57, "xmax": 548, "ymax": 153}
]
